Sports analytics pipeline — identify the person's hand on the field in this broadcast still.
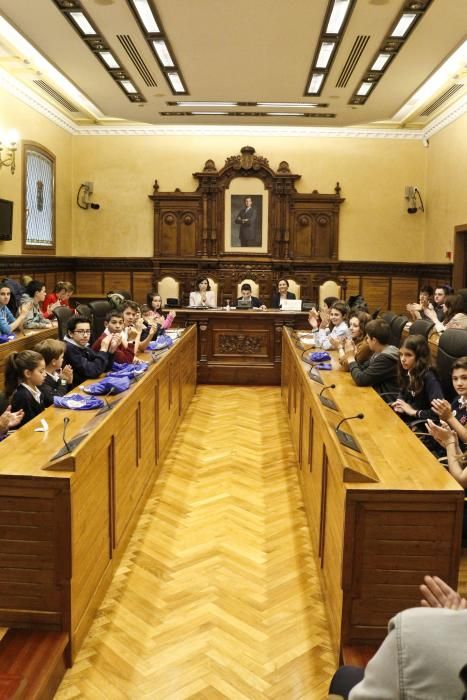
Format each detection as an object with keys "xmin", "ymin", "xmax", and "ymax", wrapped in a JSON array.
[
  {"xmin": 19, "ymin": 301, "xmax": 32, "ymax": 317},
  {"xmin": 431, "ymin": 398, "xmax": 453, "ymax": 422},
  {"xmin": 0, "ymin": 405, "xmax": 24, "ymax": 433},
  {"xmin": 425, "ymin": 419, "xmax": 458, "ymax": 448},
  {"xmin": 391, "ymin": 398, "xmax": 416, "ymax": 416},
  {"xmin": 424, "ymin": 306, "xmax": 438, "ymax": 322},
  {"xmin": 100, "ymin": 334, "xmax": 112, "ymax": 352},
  {"xmin": 308, "ymin": 310, "xmax": 318, "ymax": 329},
  {"xmin": 168, "ymin": 310, "xmax": 176, "ymax": 319},
  {"xmin": 420, "ymin": 575, "xmax": 466, "ymax": 609},
  {"xmin": 109, "ymin": 333, "xmax": 122, "ymax": 352},
  {"xmin": 134, "ymin": 318, "xmax": 144, "ymax": 333},
  {"xmin": 319, "ymin": 309, "xmax": 330, "ymax": 328},
  {"xmin": 60, "ymin": 364, "xmax": 73, "ymax": 384},
  {"xmin": 259, "ymin": 305, "xmax": 267, "ymax": 311},
  {"xmin": 329, "ymin": 336, "xmax": 341, "ymax": 349},
  {"xmin": 126, "ymin": 325, "xmax": 138, "ymax": 341}
]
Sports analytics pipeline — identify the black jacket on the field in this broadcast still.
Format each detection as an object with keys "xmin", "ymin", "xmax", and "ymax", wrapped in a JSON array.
[
  {"xmin": 398, "ymin": 369, "xmax": 444, "ymax": 421},
  {"xmin": 236, "ymin": 296, "xmax": 263, "ymax": 308},
  {"xmin": 11, "ymin": 385, "xmax": 44, "ymax": 427},
  {"xmin": 271, "ymin": 291, "xmax": 296, "ymax": 309},
  {"xmin": 40, "ymin": 373, "xmax": 71, "ymax": 407},
  {"xmin": 64, "ymin": 340, "xmax": 113, "ymax": 387}
]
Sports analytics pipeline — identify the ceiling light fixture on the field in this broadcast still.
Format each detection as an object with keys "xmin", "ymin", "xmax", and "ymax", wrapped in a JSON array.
[
  {"xmin": 390, "ymin": 13, "xmax": 417, "ymax": 38},
  {"xmin": 356, "ymin": 82, "xmax": 373, "ymax": 96},
  {"xmin": 258, "ymin": 102, "xmax": 320, "ymax": 108},
  {"xmin": 175, "ymin": 101, "xmax": 237, "ymax": 107},
  {"xmin": 316, "ymin": 42, "xmax": 336, "ymax": 69},
  {"xmin": 152, "ymin": 39, "xmax": 175, "ymax": 67},
  {"xmin": 129, "ymin": 0, "xmax": 161, "ymax": 33},
  {"xmin": 265, "ymin": 112, "xmax": 305, "ymax": 117},
  {"xmin": 119, "ymin": 80, "xmax": 137, "ymax": 94},
  {"xmin": 326, "ymin": 0, "xmax": 352, "ymax": 34},
  {"xmin": 371, "ymin": 53, "xmax": 391, "ymax": 71},
  {"xmin": 68, "ymin": 11, "xmax": 97, "ymax": 36},
  {"xmin": 167, "ymin": 72, "xmax": 185, "ymax": 93},
  {"xmin": 99, "ymin": 51, "xmax": 120, "ymax": 69},
  {"xmin": 308, "ymin": 73, "xmax": 325, "ymax": 94},
  {"xmin": 191, "ymin": 112, "xmax": 227, "ymax": 115}
]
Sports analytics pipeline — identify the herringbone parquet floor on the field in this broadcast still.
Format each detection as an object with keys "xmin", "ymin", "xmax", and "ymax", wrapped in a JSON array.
[{"xmin": 56, "ymin": 386, "xmax": 336, "ymax": 699}]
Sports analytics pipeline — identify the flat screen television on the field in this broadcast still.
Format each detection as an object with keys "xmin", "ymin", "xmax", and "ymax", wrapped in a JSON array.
[{"xmin": 0, "ymin": 199, "xmax": 13, "ymax": 241}]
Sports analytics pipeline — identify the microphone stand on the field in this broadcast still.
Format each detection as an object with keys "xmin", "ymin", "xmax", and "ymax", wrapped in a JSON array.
[
  {"xmin": 335, "ymin": 413, "xmax": 364, "ymax": 453},
  {"xmin": 318, "ymin": 384, "xmax": 337, "ymax": 410}
]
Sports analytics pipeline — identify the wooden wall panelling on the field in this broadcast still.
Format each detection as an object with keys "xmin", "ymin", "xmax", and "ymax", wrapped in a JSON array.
[
  {"xmin": 133, "ymin": 272, "xmax": 155, "ymax": 304},
  {"xmin": 390, "ymin": 277, "xmax": 420, "ymax": 314},
  {"xmin": 343, "ymin": 276, "xmax": 361, "ymax": 301},
  {"xmin": 361, "ymin": 277, "xmax": 390, "ymax": 312},
  {"xmin": 75, "ymin": 271, "xmax": 104, "ymax": 295},
  {"xmin": 103, "ymin": 272, "xmax": 132, "ymax": 295}
]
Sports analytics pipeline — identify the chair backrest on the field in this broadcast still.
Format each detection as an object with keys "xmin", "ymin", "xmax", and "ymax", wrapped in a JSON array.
[
  {"xmin": 437, "ymin": 329, "xmax": 467, "ymax": 402},
  {"xmin": 157, "ymin": 277, "xmax": 180, "ymax": 306},
  {"xmin": 207, "ymin": 277, "xmax": 218, "ymax": 306},
  {"xmin": 408, "ymin": 319, "xmax": 435, "ymax": 338},
  {"xmin": 75, "ymin": 303, "xmax": 93, "ymax": 319},
  {"xmin": 237, "ymin": 278, "xmax": 259, "ymax": 298},
  {"xmin": 52, "ymin": 306, "xmax": 74, "ymax": 340},
  {"xmin": 456, "ymin": 288, "xmax": 467, "ymax": 312},
  {"xmin": 287, "ymin": 279, "xmax": 301, "ymax": 299},
  {"xmin": 390, "ymin": 315, "xmax": 409, "ymax": 347},
  {"xmin": 88, "ymin": 300, "xmax": 112, "ymax": 340},
  {"xmin": 319, "ymin": 280, "xmax": 341, "ymax": 308},
  {"xmin": 381, "ymin": 311, "xmax": 397, "ymax": 325}
]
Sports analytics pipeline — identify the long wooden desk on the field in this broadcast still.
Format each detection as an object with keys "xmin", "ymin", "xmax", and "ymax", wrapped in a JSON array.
[
  {"xmin": 0, "ymin": 326, "xmax": 58, "ymax": 393},
  {"xmin": 0, "ymin": 326, "xmax": 197, "ymax": 664},
  {"xmin": 174, "ymin": 308, "xmax": 309, "ymax": 384},
  {"xmin": 282, "ymin": 328, "xmax": 463, "ymax": 660}
]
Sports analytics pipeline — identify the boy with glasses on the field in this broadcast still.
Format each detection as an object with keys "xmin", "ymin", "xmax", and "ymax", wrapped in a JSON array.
[{"xmin": 64, "ymin": 316, "xmax": 118, "ymax": 387}]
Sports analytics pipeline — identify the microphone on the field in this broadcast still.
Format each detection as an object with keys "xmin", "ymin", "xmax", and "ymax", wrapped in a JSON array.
[
  {"xmin": 319, "ymin": 384, "xmax": 336, "ymax": 397},
  {"xmin": 96, "ymin": 386, "xmax": 117, "ymax": 415},
  {"xmin": 62, "ymin": 417, "xmax": 71, "ymax": 454},
  {"xmin": 336, "ymin": 413, "xmax": 364, "ymax": 432},
  {"xmin": 301, "ymin": 348, "xmax": 314, "ymax": 365}
]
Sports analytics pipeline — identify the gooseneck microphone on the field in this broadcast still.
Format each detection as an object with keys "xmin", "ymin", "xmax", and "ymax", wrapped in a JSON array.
[
  {"xmin": 62, "ymin": 417, "xmax": 71, "ymax": 454},
  {"xmin": 319, "ymin": 384, "xmax": 336, "ymax": 397},
  {"xmin": 336, "ymin": 413, "xmax": 364, "ymax": 432}
]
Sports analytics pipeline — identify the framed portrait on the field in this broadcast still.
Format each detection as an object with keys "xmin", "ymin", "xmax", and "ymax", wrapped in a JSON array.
[{"xmin": 224, "ymin": 177, "xmax": 268, "ymax": 253}]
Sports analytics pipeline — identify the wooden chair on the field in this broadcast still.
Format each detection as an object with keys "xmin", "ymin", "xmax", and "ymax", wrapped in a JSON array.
[
  {"xmin": 287, "ymin": 279, "xmax": 301, "ymax": 299},
  {"xmin": 157, "ymin": 276, "xmax": 180, "ymax": 307},
  {"xmin": 319, "ymin": 280, "xmax": 341, "ymax": 307},
  {"xmin": 207, "ymin": 277, "xmax": 218, "ymax": 306}
]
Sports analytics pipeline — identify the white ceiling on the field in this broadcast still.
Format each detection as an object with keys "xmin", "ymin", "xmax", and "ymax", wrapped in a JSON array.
[{"xmin": 0, "ymin": 0, "xmax": 465, "ymax": 132}]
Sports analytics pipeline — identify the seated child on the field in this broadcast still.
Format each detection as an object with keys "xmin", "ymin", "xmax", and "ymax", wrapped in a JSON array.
[
  {"xmin": 345, "ymin": 319, "xmax": 400, "ymax": 399},
  {"xmin": 5, "ymin": 350, "xmax": 46, "ymax": 427},
  {"xmin": 34, "ymin": 338, "xmax": 73, "ymax": 407},
  {"xmin": 92, "ymin": 311, "xmax": 135, "ymax": 364},
  {"xmin": 308, "ymin": 301, "xmax": 349, "ymax": 350},
  {"xmin": 42, "ymin": 281, "xmax": 75, "ymax": 319},
  {"xmin": 391, "ymin": 335, "xmax": 443, "ymax": 422},
  {"xmin": 0, "ymin": 281, "xmax": 31, "ymax": 335},
  {"xmin": 20, "ymin": 280, "xmax": 52, "ymax": 329},
  {"xmin": 64, "ymin": 316, "xmax": 118, "ymax": 387},
  {"xmin": 146, "ymin": 293, "xmax": 176, "ymax": 330},
  {"xmin": 431, "ymin": 356, "xmax": 467, "ymax": 448},
  {"xmin": 121, "ymin": 300, "xmax": 158, "ymax": 353}
]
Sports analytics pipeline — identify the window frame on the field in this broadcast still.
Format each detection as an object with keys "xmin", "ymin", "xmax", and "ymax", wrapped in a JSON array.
[{"xmin": 22, "ymin": 141, "xmax": 56, "ymax": 254}]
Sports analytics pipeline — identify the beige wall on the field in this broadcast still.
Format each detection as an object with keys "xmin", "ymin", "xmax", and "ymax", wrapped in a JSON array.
[
  {"xmin": 0, "ymin": 85, "xmax": 73, "ymax": 258},
  {"xmin": 73, "ymin": 134, "xmax": 427, "ymax": 261},
  {"xmin": 425, "ymin": 111, "xmax": 467, "ymax": 262},
  {"xmin": 1, "ymin": 79, "xmax": 465, "ymax": 264}
]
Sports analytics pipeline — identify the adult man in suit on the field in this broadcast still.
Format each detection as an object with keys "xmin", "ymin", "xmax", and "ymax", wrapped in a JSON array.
[{"xmin": 235, "ymin": 196, "xmax": 261, "ymax": 246}]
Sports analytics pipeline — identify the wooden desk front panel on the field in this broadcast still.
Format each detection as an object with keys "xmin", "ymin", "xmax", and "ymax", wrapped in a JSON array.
[
  {"xmin": 176, "ymin": 309, "xmax": 308, "ymax": 385},
  {"xmin": 0, "ymin": 327, "xmax": 58, "ymax": 393},
  {"xmin": 0, "ymin": 326, "xmax": 197, "ymax": 663},
  {"xmin": 282, "ymin": 329, "xmax": 463, "ymax": 657}
]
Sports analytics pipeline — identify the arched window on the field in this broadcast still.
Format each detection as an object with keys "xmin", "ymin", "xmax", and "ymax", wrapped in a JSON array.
[{"xmin": 22, "ymin": 142, "xmax": 55, "ymax": 252}]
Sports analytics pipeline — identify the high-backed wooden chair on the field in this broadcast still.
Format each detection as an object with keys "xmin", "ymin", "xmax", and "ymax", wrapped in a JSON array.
[
  {"xmin": 207, "ymin": 277, "xmax": 218, "ymax": 306},
  {"xmin": 319, "ymin": 280, "xmax": 341, "ymax": 307},
  {"xmin": 287, "ymin": 279, "xmax": 301, "ymax": 299},
  {"xmin": 157, "ymin": 277, "xmax": 180, "ymax": 306},
  {"xmin": 237, "ymin": 279, "xmax": 259, "ymax": 299}
]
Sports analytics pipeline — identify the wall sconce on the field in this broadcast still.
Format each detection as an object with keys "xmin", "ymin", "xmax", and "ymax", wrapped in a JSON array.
[
  {"xmin": 0, "ymin": 130, "xmax": 19, "ymax": 175},
  {"xmin": 77, "ymin": 182, "xmax": 101, "ymax": 210},
  {"xmin": 404, "ymin": 185, "xmax": 424, "ymax": 214}
]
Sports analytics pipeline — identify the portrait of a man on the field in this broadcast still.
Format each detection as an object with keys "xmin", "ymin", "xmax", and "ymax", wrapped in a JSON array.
[{"xmin": 231, "ymin": 195, "xmax": 262, "ymax": 247}]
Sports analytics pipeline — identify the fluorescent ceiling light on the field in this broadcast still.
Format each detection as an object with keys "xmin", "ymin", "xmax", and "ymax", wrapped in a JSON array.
[
  {"xmin": 307, "ymin": 73, "xmax": 324, "ymax": 94},
  {"xmin": 68, "ymin": 11, "xmax": 96, "ymax": 35},
  {"xmin": 131, "ymin": 0, "xmax": 161, "ymax": 33},
  {"xmin": 120, "ymin": 80, "xmax": 137, "ymax": 94},
  {"xmin": 175, "ymin": 101, "xmax": 237, "ymax": 107},
  {"xmin": 266, "ymin": 112, "xmax": 304, "ymax": 117},
  {"xmin": 371, "ymin": 53, "xmax": 391, "ymax": 71},
  {"xmin": 258, "ymin": 102, "xmax": 319, "ymax": 107},
  {"xmin": 99, "ymin": 51, "xmax": 120, "ymax": 69},
  {"xmin": 0, "ymin": 16, "xmax": 103, "ymax": 118},
  {"xmin": 316, "ymin": 42, "xmax": 335, "ymax": 69},
  {"xmin": 191, "ymin": 111, "xmax": 227, "ymax": 115},
  {"xmin": 391, "ymin": 13, "xmax": 417, "ymax": 38},
  {"xmin": 326, "ymin": 0, "xmax": 352, "ymax": 34},
  {"xmin": 152, "ymin": 40, "xmax": 175, "ymax": 67},
  {"xmin": 392, "ymin": 39, "xmax": 467, "ymax": 121},
  {"xmin": 167, "ymin": 71, "xmax": 185, "ymax": 92},
  {"xmin": 356, "ymin": 82, "xmax": 372, "ymax": 96}
]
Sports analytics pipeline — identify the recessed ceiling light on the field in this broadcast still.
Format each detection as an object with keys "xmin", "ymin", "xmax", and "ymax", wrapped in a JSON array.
[
  {"xmin": 175, "ymin": 101, "xmax": 237, "ymax": 107},
  {"xmin": 167, "ymin": 71, "xmax": 185, "ymax": 93},
  {"xmin": 130, "ymin": 0, "xmax": 161, "ymax": 33},
  {"xmin": 316, "ymin": 42, "xmax": 336, "ymax": 69},
  {"xmin": 191, "ymin": 111, "xmax": 227, "ymax": 115},
  {"xmin": 391, "ymin": 13, "xmax": 417, "ymax": 38},
  {"xmin": 326, "ymin": 0, "xmax": 352, "ymax": 34},
  {"xmin": 356, "ymin": 82, "xmax": 373, "ymax": 96},
  {"xmin": 371, "ymin": 53, "xmax": 391, "ymax": 71},
  {"xmin": 99, "ymin": 51, "xmax": 120, "ymax": 69},
  {"xmin": 152, "ymin": 39, "xmax": 174, "ymax": 67},
  {"xmin": 257, "ymin": 102, "xmax": 319, "ymax": 108},
  {"xmin": 307, "ymin": 73, "xmax": 325, "ymax": 94},
  {"xmin": 68, "ymin": 11, "xmax": 96, "ymax": 36},
  {"xmin": 265, "ymin": 112, "xmax": 305, "ymax": 117},
  {"xmin": 120, "ymin": 80, "xmax": 137, "ymax": 94}
]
